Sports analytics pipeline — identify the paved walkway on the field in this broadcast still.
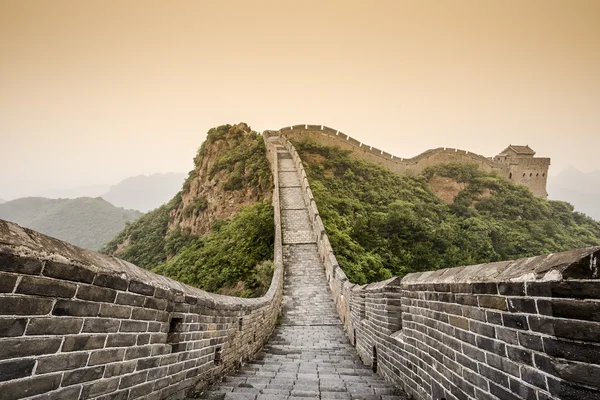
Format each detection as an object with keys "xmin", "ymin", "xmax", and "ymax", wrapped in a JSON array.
[{"xmin": 196, "ymin": 140, "xmax": 405, "ymax": 400}]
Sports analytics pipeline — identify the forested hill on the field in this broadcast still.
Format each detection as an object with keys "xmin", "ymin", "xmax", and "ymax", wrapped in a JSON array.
[
  {"xmin": 292, "ymin": 138, "xmax": 600, "ymax": 284},
  {"xmin": 102, "ymin": 123, "xmax": 274, "ymax": 298},
  {"xmin": 0, "ymin": 197, "xmax": 142, "ymax": 250}
]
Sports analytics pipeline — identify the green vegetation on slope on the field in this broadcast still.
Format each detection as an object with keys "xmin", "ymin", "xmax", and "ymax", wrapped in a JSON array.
[
  {"xmin": 102, "ymin": 124, "xmax": 274, "ymax": 297},
  {"xmin": 293, "ymin": 139, "xmax": 600, "ymax": 284},
  {"xmin": 153, "ymin": 201, "xmax": 274, "ymax": 297},
  {"xmin": 101, "ymin": 193, "xmax": 182, "ymax": 267},
  {"xmin": 0, "ymin": 197, "xmax": 142, "ymax": 250}
]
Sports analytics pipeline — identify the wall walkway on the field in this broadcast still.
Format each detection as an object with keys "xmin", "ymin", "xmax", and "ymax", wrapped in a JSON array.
[{"xmin": 196, "ymin": 136, "xmax": 404, "ymax": 399}]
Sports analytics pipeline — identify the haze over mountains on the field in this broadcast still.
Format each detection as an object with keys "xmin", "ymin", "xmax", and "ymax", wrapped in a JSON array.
[
  {"xmin": 0, "ymin": 173, "xmax": 185, "ymax": 250},
  {"xmin": 2, "ymin": 173, "xmax": 186, "ymax": 213},
  {"xmin": 0, "ymin": 197, "xmax": 142, "ymax": 250},
  {"xmin": 548, "ymin": 167, "xmax": 600, "ymax": 221}
]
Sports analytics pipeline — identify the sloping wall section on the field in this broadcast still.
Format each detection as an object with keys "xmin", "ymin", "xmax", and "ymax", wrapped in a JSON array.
[
  {"xmin": 0, "ymin": 137, "xmax": 285, "ymax": 400},
  {"xmin": 280, "ymin": 124, "xmax": 550, "ymax": 198},
  {"xmin": 277, "ymin": 129, "xmax": 600, "ymax": 400}
]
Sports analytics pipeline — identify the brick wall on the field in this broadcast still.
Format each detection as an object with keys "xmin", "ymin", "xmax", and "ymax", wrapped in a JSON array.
[
  {"xmin": 280, "ymin": 132, "xmax": 600, "ymax": 400},
  {"xmin": 0, "ymin": 138, "xmax": 284, "ymax": 400}
]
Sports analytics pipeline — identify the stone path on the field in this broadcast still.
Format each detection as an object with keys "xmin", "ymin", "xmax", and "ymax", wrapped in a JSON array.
[{"xmin": 196, "ymin": 140, "xmax": 405, "ymax": 400}]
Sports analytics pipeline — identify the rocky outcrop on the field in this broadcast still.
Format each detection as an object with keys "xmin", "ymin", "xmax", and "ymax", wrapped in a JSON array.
[{"xmin": 169, "ymin": 123, "xmax": 273, "ymax": 236}]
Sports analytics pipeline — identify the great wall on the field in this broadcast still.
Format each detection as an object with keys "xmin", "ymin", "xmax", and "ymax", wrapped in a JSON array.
[{"xmin": 0, "ymin": 125, "xmax": 597, "ymax": 400}]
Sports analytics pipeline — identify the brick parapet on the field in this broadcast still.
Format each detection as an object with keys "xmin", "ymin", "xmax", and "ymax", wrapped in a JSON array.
[
  {"xmin": 0, "ymin": 135, "xmax": 285, "ymax": 400},
  {"xmin": 277, "ymin": 129, "xmax": 600, "ymax": 400}
]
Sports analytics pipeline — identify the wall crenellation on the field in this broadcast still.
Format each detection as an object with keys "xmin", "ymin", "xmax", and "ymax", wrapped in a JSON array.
[{"xmin": 279, "ymin": 124, "xmax": 551, "ymax": 198}]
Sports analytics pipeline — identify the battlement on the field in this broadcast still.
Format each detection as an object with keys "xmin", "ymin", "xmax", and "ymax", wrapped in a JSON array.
[{"xmin": 275, "ymin": 124, "xmax": 551, "ymax": 198}]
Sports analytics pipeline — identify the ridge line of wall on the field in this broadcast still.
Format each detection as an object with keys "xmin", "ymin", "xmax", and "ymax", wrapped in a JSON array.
[{"xmin": 278, "ymin": 124, "xmax": 550, "ymax": 198}]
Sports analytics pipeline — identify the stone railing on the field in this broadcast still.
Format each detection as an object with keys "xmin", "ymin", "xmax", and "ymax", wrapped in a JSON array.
[
  {"xmin": 0, "ymin": 136, "xmax": 284, "ymax": 400},
  {"xmin": 278, "ymin": 130, "xmax": 600, "ymax": 400}
]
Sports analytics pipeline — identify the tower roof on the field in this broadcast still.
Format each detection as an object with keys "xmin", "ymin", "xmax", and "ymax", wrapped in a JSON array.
[{"xmin": 499, "ymin": 145, "xmax": 536, "ymax": 156}]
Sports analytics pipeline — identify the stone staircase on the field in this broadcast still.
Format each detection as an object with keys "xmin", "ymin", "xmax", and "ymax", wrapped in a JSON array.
[{"xmin": 195, "ymin": 139, "xmax": 405, "ymax": 399}]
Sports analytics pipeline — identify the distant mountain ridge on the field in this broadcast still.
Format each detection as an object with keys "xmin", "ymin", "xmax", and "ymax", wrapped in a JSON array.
[
  {"xmin": 0, "ymin": 197, "xmax": 143, "ymax": 250},
  {"xmin": 102, "ymin": 173, "xmax": 186, "ymax": 212},
  {"xmin": 548, "ymin": 166, "xmax": 600, "ymax": 220},
  {"xmin": 1, "ymin": 173, "xmax": 186, "ymax": 213}
]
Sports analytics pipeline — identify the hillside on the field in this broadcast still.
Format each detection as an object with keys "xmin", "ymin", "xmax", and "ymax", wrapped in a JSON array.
[
  {"xmin": 102, "ymin": 173, "xmax": 186, "ymax": 212},
  {"xmin": 293, "ymin": 138, "xmax": 600, "ymax": 284},
  {"xmin": 0, "ymin": 198, "xmax": 4, "ymax": 204},
  {"xmin": 102, "ymin": 123, "xmax": 274, "ymax": 297},
  {"xmin": 0, "ymin": 197, "xmax": 142, "ymax": 250},
  {"xmin": 547, "ymin": 166, "xmax": 600, "ymax": 221}
]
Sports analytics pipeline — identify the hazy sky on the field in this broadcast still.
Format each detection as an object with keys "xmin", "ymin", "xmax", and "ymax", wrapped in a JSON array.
[{"xmin": 1, "ymin": 0, "xmax": 599, "ymax": 200}]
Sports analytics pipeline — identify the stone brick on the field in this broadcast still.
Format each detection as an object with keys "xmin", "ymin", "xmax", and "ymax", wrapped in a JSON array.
[
  {"xmin": 0, "ymin": 373, "xmax": 61, "ymax": 400},
  {"xmin": 0, "ymin": 254, "xmax": 43, "ymax": 275},
  {"xmin": 99, "ymin": 303, "xmax": 131, "ymax": 318},
  {"xmin": 476, "ymin": 336, "xmax": 506, "ymax": 356},
  {"xmin": 479, "ymin": 365, "xmax": 509, "ymax": 387},
  {"xmin": 0, "ymin": 295, "xmax": 53, "ymax": 315},
  {"xmin": 471, "ymin": 283, "xmax": 498, "ymax": 294},
  {"xmin": 88, "ymin": 348, "xmax": 126, "ymax": 365},
  {"xmin": 26, "ymin": 317, "xmax": 83, "ymax": 335},
  {"xmin": 129, "ymin": 381, "xmax": 155, "ymax": 398},
  {"xmin": 506, "ymin": 298, "xmax": 537, "ymax": 314},
  {"xmin": 106, "ymin": 333, "xmax": 137, "ymax": 347},
  {"xmin": 0, "ymin": 337, "xmax": 62, "ymax": 360},
  {"xmin": 552, "ymin": 318, "xmax": 600, "ymax": 343},
  {"xmin": 502, "ymin": 314, "xmax": 529, "ymax": 330},
  {"xmin": 129, "ymin": 280, "xmax": 155, "ymax": 296},
  {"xmin": 543, "ymin": 337, "xmax": 600, "ymax": 365},
  {"xmin": 53, "ymin": 299, "xmax": 100, "ymax": 317},
  {"xmin": 478, "ymin": 295, "xmax": 507, "ymax": 310},
  {"xmin": 495, "ymin": 327, "xmax": 518, "ymax": 345},
  {"xmin": 116, "ymin": 292, "xmax": 145, "ymax": 307},
  {"xmin": 0, "ymin": 318, "xmax": 27, "ymax": 337},
  {"xmin": 119, "ymin": 370, "xmax": 148, "ymax": 389},
  {"xmin": 125, "ymin": 346, "xmax": 152, "ymax": 360},
  {"xmin": 62, "ymin": 366, "xmax": 105, "ymax": 386},
  {"xmin": 80, "ymin": 377, "xmax": 120, "ymax": 399},
  {"xmin": 43, "ymin": 261, "xmax": 95, "ymax": 283},
  {"xmin": 82, "ymin": 318, "xmax": 120, "ymax": 333},
  {"xmin": 131, "ymin": 307, "xmax": 157, "ymax": 321},
  {"xmin": 62, "ymin": 334, "xmax": 106, "ymax": 352},
  {"xmin": 469, "ymin": 320, "xmax": 495, "ymax": 338},
  {"xmin": 490, "ymin": 382, "xmax": 521, "ymax": 400},
  {"xmin": 528, "ymin": 281, "xmax": 600, "ymax": 299},
  {"xmin": 104, "ymin": 360, "xmax": 136, "ymax": 378},
  {"xmin": 542, "ymin": 298, "xmax": 600, "ymax": 322},
  {"xmin": 144, "ymin": 297, "xmax": 168, "ymax": 310},
  {"xmin": 76, "ymin": 285, "xmax": 117, "ymax": 303},
  {"xmin": 498, "ymin": 283, "xmax": 525, "ymax": 296},
  {"xmin": 520, "ymin": 366, "xmax": 547, "ymax": 390},
  {"xmin": 0, "ymin": 272, "xmax": 17, "ymax": 293},
  {"xmin": 27, "ymin": 385, "xmax": 83, "ymax": 400},
  {"xmin": 0, "ymin": 359, "xmax": 35, "ymax": 382},
  {"xmin": 16, "ymin": 275, "xmax": 77, "ymax": 298},
  {"xmin": 36, "ymin": 352, "xmax": 89, "ymax": 373},
  {"xmin": 506, "ymin": 345, "xmax": 533, "ymax": 365},
  {"xmin": 120, "ymin": 320, "xmax": 148, "ymax": 332},
  {"xmin": 518, "ymin": 332, "xmax": 543, "ymax": 351},
  {"xmin": 547, "ymin": 377, "xmax": 600, "ymax": 399},
  {"xmin": 94, "ymin": 273, "xmax": 128, "ymax": 291}
]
